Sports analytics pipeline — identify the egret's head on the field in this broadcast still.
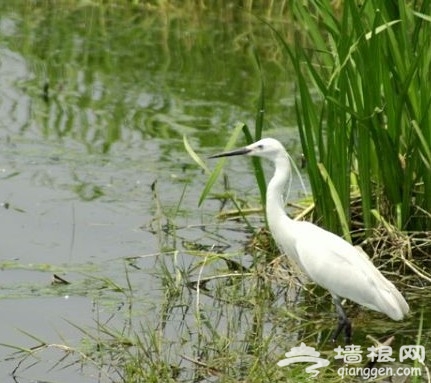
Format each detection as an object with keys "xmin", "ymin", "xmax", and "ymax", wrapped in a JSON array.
[{"xmin": 209, "ymin": 138, "xmax": 287, "ymax": 162}]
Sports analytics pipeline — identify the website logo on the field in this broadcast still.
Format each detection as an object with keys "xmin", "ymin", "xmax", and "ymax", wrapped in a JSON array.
[
  {"xmin": 277, "ymin": 343, "xmax": 424, "ymax": 379},
  {"xmin": 277, "ymin": 343, "xmax": 329, "ymax": 377}
]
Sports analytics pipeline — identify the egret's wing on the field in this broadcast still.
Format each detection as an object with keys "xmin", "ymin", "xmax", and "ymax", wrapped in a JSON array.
[{"xmin": 292, "ymin": 222, "xmax": 408, "ymax": 320}]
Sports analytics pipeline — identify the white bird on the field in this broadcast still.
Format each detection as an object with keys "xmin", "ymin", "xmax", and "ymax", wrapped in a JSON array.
[{"xmin": 209, "ymin": 137, "xmax": 409, "ymax": 342}]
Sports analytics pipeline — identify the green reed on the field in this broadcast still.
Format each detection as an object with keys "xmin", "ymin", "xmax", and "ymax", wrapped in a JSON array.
[{"xmin": 283, "ymin": 0, "xmax": 431, "ymax": 237}]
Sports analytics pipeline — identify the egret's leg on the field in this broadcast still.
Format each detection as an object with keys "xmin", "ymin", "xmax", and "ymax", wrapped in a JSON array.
[{"xmin": 331, "ymin": 295, "xmax": 352, "ymax": 343}]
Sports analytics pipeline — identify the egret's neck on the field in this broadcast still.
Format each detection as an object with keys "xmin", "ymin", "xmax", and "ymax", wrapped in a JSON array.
[
  {"xmin": 265, "ymin": 153, "xmax": 298, "ymax": 260},
  {"xmin": 266, "ymin": 154, "xmax": 292, "ymax": 222}
]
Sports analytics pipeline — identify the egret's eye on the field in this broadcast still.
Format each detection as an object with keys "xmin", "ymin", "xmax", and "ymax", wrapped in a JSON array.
[{"xmin": 257, "ymin": 144, "xmax": 264, "ymax": 150}]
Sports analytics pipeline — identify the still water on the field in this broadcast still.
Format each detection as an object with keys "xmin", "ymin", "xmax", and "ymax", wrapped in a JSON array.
[{"xmin": 0, "ymin": 3, "xmax": 300, "ymax": 382}]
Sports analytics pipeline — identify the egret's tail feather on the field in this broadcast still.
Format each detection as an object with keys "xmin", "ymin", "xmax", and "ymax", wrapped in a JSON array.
[{"xmin": 377, "ymin": 284, "xmax": 409, "ymax": 321}]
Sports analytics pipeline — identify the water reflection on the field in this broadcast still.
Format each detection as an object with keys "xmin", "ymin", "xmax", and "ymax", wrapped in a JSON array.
[
  {"xmin": 0, "ymin": 3, "xmax": 303, "ymax": 382},
  {"xmin": 0, "ymin": 2, "xmax": 296, "ymax": 153}
]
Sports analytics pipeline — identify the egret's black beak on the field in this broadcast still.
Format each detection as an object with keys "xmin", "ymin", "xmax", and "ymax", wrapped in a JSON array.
[{"xmin": 208, "ymin": 147, "xmax": 251, "ymax": 159}]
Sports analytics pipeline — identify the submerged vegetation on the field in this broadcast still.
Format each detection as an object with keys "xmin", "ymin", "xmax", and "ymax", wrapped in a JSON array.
[{"xmin": 2, "ymin": 1, "xmax": 431, "ymax": 382}]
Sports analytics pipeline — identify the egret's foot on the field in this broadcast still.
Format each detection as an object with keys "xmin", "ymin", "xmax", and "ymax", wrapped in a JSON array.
[
  {"xmin": 332, "ymin": 317, "xmax": 352, "ymax": 344},
  {"xmin": 332, "ymin": 295, "xmax": 352, "ymax": 344}
]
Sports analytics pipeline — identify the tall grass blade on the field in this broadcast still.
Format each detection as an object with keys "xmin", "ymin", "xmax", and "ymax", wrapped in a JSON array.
[
  {"xmin": 183, "ymin": 135, "xmax": 211, "ymax": 175},
  {"xmin": 246, "ymin": 47, "xmax": 268, "ymax": 208},
  {"xmin": 198, "ymin": 122, "xmax": 245, "ymax": 206},
  {"xmin": 412, "ymin": 120, "xmax": 431, "ymax": 168},
  {"xmin": 242, "ymin": 124, "xmax": 267, "ymax": 209},
  {"xmin": 317, "ymin": 163, "xmax": 351, "ymax": 242}
]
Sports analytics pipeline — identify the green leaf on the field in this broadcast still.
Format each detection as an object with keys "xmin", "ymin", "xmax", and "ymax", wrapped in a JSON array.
[
  {"xmin": 198, "ymin": 122, "xmax": 245, "ymax": 206},
  {"xmin": 183, "ymin": 135, "xmax": 210, "ymax": 174},
  {"xmin": 412, "ymin": 120, "xmax": 431, "ymax": 169},
  {"xmin": 364, "ymin": 20, "xmax": 401, "ymax": 40},
  {"xmin": 317, "ymin": 163, "xmax": 352, "ymax": 243}
]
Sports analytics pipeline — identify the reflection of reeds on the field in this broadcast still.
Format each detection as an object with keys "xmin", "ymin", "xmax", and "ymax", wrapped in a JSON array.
[{"xmin": 11, "ymin": 1, "xmax": 301, "ymax": 153}]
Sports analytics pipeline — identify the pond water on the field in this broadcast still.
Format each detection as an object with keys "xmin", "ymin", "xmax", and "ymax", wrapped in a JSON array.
[
  {"xmin": 0, "ymin": 3, "xmax": 301, "ymax": 382},
  {"xmin": 0, "ymin": 3, "xmax": 424, "ymax": 383}
]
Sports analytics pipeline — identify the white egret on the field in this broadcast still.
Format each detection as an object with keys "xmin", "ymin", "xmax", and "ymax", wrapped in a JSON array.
[{"xmin": 209, "ymin": 138, "xmax": 409, "ymax": 342}]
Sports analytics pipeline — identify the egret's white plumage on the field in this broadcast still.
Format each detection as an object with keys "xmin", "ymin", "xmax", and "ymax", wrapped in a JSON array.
[{"xmin": 210, "ymin": 137, "xmax": 408, "ymax": 341}]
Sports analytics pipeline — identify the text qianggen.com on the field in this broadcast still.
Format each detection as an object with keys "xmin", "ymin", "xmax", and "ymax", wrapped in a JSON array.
[{"xmin": 337, "ymin": 366, "xmax": 422, "ymax": 380}]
